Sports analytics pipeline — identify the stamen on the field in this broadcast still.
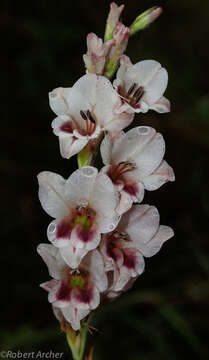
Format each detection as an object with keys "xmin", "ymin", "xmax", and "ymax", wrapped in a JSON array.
[
  {"xmin": 127, "ymin": 83, "xmax": 137, "ymax": 96},
  {"xmin": 80, "ymin": 110, "xmax": 88, "ymax": 120},
  {"xmin": 133, "ymin": 87, "xmax": 142, "ymax": 97},
  {"xmin": 87, "ymin": 110, "xmax": 96, "ymax": 124},
  {"xmin": 134, "ymin": 86, "xmax": 144, "ymax": 103}
]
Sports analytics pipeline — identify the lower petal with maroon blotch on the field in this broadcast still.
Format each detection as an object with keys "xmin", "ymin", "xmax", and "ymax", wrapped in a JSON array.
[
  {"xmin": 38, "ymin": 245, "xmax": 108, "ymax": 331},
  {"xmin": 100, "ymin": 232, "xmax": 145, "ymax": 292}
]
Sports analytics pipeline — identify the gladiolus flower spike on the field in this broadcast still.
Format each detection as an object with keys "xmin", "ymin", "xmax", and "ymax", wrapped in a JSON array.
[{"xmin": 37, "ymin": 3, "xmax": 175, "ymax": 360}]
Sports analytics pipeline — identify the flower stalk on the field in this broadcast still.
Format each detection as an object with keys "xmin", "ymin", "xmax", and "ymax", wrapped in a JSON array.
[{"xmin": 66, "ymin": 322, "xmax": 89, "ymax": 360}]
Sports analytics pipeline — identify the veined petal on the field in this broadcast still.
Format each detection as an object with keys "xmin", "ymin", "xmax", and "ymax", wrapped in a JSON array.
[
  {"xmin": 65, "ymin": 166, "xmax": 98, "ymax": 205},
  {"xmin": 143, "ymin": 66, "xmax": 168, "ymax": 105},
  {"xmin": 113, "ymin": 249, "xmax": 145, "ymax": 292},
  {"xmin": 82, "ymin": 250, "xmax": 108, "ymax": 292},
  {"xmin": 37, "ymin": 243, "xmax": 65, "ymax": 279},
  {"xmin": 90, "ymin": 172, "xmax": 118, "ymax": 217},
  {"xmin": 150, "ymin": 96, "xmax": 170, "ymax": 113},
  {"xmin": 143, "ymin": 160, "xmax": 175, "ymax": 191},
  {"xmin": 116, "ymin": 190, "xmax": 133, "ymax": 215},
  {"xmin": 70, "ymin": 74, "xmax": 121, "ymax": 129},
  {"xmin": 118, "ymin": 205, "xmax": 160, "ymax": 245},
  {"xmin": 47, "ymin": 218, "xmax": 72, "ymax": 248},
  {"xmin": 40, "ymin": 279, "xmax": 59, "ymax": 292},
  {"xmin": 59, "ymin": 136, "xmax": 88, "ymax": 159},
  {"xmin": 104, "ymin": 111, "xmax": 134, "ymax": 135},
  {"xmin": 134, "ymin": 131, "xmax": 165, "ymax": 178},
  {"xmin": 110, "ymin": 126, "xmax": 157, "ymax": 164},
  {"xmin": 137, "ymin": 225, "xmax": 174, "ymax": 257},
  {"xmin": 61, "ymin": 306, "xmax": 89, "ymax": 331},
  {"xmin": 49, "ymin": 87, "xmax": 71, "ymax": 116},
  {"xmin": 37, "ymin": 171, "xmax": 69, "ymax": 218},
  {"xmin": 59, "ymin": 244, "xmax": 88, "ymax": 269}
]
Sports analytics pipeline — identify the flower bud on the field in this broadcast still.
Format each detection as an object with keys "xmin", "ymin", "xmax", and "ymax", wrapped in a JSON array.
[
  {"xmin": 130, "ymin": 6, "xmax": 162, "ymax": 36},
  {"xmin": 104, "ymin": 2, "xmax": 124, "ymax": 42},
  {"xmin": 83, "ymin": 33, "xmax": 114, "ymax": 75},
  {"xmin": 104, "ymin": 22, "xmax": 130, "ymax": 79}
]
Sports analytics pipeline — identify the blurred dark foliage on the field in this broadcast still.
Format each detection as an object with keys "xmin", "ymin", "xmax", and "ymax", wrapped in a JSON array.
[{"xmin": 1, "ymin": 0, "xmax": 209, "ymax": 359}]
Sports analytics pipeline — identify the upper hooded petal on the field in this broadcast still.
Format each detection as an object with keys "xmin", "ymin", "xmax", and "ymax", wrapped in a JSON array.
[
  {"xmin": 110, "ymin": 126, "xmax": 157, "ymax": 165},
  {"xmin": 69, "ymin": 74, "xmax": 121, "ymax": 129},
  {"xmin": 64, "ymin": 166, "xmax": 98, "ymax": 206},
  {"xmin": 37, "ymin": 171, "xmax": 69, "ymax": 218}
]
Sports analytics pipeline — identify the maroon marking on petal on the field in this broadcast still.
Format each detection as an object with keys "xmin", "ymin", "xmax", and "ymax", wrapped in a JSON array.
[
  {"xmin": 56, "ymin": 219, "xmax": 72, "ymax": 239},
  {"xmin": 56, "ymin": 282, "xmax": 71, "ymax": 301},
  {"xmin": 123, "ymin": 183, "xmax": 138, "ymax": 196},
  {"xmin": 76, "ymin": 224, "xmax": 96, "ymax": 243},
  {"xmin": 123, "ymin": 251, "xmax": 136, "ymax": 270},
  {"xmin": 133, "ymin": 103, "xmax": 141, "ymax": 109},
  {"xmin": 106, "ymin": 242, "xmax": 121, "ymax": 262},
  {"xmin": 60, "ymin": 121, "xmax": 73, "ymax": 133},
  {"xmin": 74, "ymin": 287, "xmax": 93, "ymax": 304}
]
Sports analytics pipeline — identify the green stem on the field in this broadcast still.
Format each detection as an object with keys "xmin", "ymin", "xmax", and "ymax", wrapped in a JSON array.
[
  {"xmin": 78, "ymin": 323, "xmax": 88, "ymax": 360},
  {"xmin": 66, "ymin": 320, "xmax": 90, "ymax": 360}
]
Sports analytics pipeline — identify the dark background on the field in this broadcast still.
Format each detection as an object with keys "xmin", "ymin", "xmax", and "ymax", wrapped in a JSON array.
[{"xmin": 1, "ymin": 0, "xmax": 209, "ymax": 359}]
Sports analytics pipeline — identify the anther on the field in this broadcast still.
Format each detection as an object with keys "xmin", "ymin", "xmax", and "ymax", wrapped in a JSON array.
[
  {"xmin": 127, "ymin": 83, "xmax": 137, "ymax": 96},
  {"xmin": 87, "ymin": 110, "xmax": 96, "ymax": 124},
  {"xmin": 80, "ymin": 110, "xmax": 88, "ymax": 120},
  {"xmin": 134, "ymin": 86, "xmax": 144, "ymax": 98}
]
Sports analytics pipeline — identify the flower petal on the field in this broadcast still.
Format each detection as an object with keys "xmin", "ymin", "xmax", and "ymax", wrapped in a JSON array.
[
  {"xmin": 64, "ymin": 166, "xmax": 98, "ymax": 206},
  {"xmin": 143, "ymin": 160, "xmax": 175, "ymax": 191},
  {"xmin": 110, "ymin": 126, "xmax": 157, "ymax": 164},
  {"xmin": 37, "ymin": 243, "xmax": 65, "ymax": 279},
  {"xmin": 150, "ymin": 96, "xmax": 170, "ymax": 113},
  {"xmin": 71, "ymin": 284, "xmax": 100, "ymax": 310},
  {"xmin": 118, "ymin": 205, "xmax": 160, "ymax": 245},
  {"xmin": 89, "ymin": 172, "xmax": 119, "ymax": 232},
  {"xmin": 82, "ymin": 250, "xmax": 108, "ymax": 292},
  {"xmin": 49, "ymin": 87, "xmax": 71, "ymax": 116},
  {"xmin": 61, "ymin": 306, "xmax": 89, "ymax": 331},
  {"xmin": 113, "ymin": 249, "xmax": 144, "ymax": 291},
  {"xmin": 59, "ymin": 136, "xmax": 88, "ymax": 159},
  {"xmin": 138, "ymin": 225, "xmax": 174, "ymax": 257},
  {"xmin": 37, "ymin": 171, "xmax": 69, "ymax": 218},
  {"xmin": 59, "ymin": 244, "xmax": 88, "ymax": 269},
  {"xmin": 134, "ymin": 130, "xmax": 165, "ymax": 178}
]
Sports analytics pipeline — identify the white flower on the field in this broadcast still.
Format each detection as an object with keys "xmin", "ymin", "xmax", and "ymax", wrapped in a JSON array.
[
  {"xmin": 100, "ymin": 204, "xmax": 174, "ymax": 293},
  {"xmin": 37, "ymin": 166, "xmax": 120, "ymax": 268},
  {"xmin": 83, "ymin": 33, "xmax": 114, "ymax": 75},
  {"xmin": 100, "ymin": 126, "xmax": 175, "ymax": 215},
  {"xmin": 37, "ymin": 244, "xmax": 107, "ymax": 331},
  {"xmin": 113, "ymin": 56, "xmax": 170, "ymax": 114},
  {"xmin": 49, "ymin": 74, "xmax": 133, "ymax": 159}
]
